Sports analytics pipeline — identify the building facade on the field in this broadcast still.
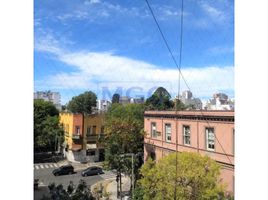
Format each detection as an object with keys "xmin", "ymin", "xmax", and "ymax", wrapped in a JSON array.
[
  {"xmin": 180, "ymin": 90, "xmax": 202, "ymax": 110},
  {"xmin": 96, "ymin": 100, "xmax": 111, "ymax": 112},
  {"xmin": 204, "ymin": 93, "xmax": 234, "ymax": 110},
  {"xmin": 119, "ymin": 96, "xmax": 131, "ymax": 105},
  {"xmin": 144, "ymin": 110, "xmax": 234, "ymax": 193},
  {"xmin": 34, "ymin": 91, "xmax": 61, "ymax": 110},
  {"xmin": 60, "ymin": 112, "xmax": 105, "ymax": 163}
]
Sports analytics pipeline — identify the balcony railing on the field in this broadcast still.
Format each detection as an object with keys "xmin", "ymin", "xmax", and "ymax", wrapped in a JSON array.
[
  {"xmin": 86, "ymin": 134, "xmax": 98, "ymax": 141},
  {"xmin": 72, "ymin": 134, "xmax": 81, "ymax": 140},
  {"xmin": 86, "ymin": 133, "xmax": 105, "ymax": 141}
]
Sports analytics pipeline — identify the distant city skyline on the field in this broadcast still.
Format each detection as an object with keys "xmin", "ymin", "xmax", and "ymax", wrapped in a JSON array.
[{"xmin": 34, "ymin": 0, "xmax": 234, "ymax": 104}]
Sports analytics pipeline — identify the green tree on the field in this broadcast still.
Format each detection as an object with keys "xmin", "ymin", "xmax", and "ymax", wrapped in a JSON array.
[
  {"xmin": 112, "ymin": 93, "xmax": 120, "ymax": 104},
  {"xmin": 34, "ymin": 99, "xmax": 64, "ymax": 152},
  {"xmin": 67, "ymin": 91, "xmax": 97, "ymax": 114},
  {"xmin": 174, "ymin": 99, "xmax": 188, "ymax": 110},
  {"xmin": 102, "ymin": 103, "xmax": 145, "ymax": 175},
  {"xmin": 145, "ymin": 87, "xmax": 174, "ymax": 110},
  {"xmin": 139, "ymin": 152, "xmax": 226, "ymax": 200},
  {"xmin": 42, "ymin": 180, "xmax": 95, "ymax": 200}
]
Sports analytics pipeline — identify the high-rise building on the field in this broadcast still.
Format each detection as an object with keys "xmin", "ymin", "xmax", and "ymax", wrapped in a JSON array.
[
  {"xmin": 119, "ymin": 96, "xmax": 131, "ymax": 105},
  {"xmin": 180, "ymin": 90, "xmax": 202, "ymax": 110},
  {"xmin": 130, "ymin": 97, "xmax": 145, "ymax": 104},
  {"xmin": 96, "ymin": 100, "xmax": 111, "ymax": 112},
  {"xmin": 182, "ymin": 90, "xmax": 193, "ymax": 100},
  {"xmin": 34, "ymin": 91, "xmax": 61, "ymax": 110},
  {"xmin": 204, "ymin": 93, "xmax": 234, "ymax": 110}
]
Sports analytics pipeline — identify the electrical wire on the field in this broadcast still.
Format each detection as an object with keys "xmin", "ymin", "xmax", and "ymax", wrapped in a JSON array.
[{"xmin": 144, "ymin": 0, "xmax": 233, "ymax": 178}]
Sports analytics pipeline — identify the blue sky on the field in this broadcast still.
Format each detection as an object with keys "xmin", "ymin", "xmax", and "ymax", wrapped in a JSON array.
[{"xmin": 34, "ymin": 0, "xmax": 234, "ymax": 104}]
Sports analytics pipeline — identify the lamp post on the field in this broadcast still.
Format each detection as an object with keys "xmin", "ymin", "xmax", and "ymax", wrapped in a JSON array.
[{"xmin": 119, "ymin": 153, "xmax": 137, "ymax": 199}]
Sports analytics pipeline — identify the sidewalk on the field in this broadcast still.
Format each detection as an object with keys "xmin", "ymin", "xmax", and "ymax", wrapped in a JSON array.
[{"xmin": 91, "ymin": 175, "xmax": 131, "ymax": 200}]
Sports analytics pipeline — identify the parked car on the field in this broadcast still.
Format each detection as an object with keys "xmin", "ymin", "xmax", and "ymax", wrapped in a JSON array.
[
  {"xmin": 81, "ymin": 166, "xmax": 104, "ymax": 177},
  {"xmin": 52, "ymin": 164, "xmax": 74, "ymax": 176}
]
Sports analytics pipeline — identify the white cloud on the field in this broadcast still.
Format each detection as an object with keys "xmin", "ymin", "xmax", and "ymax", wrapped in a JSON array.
[
  {"xmin": 35, "ymin": 35, "xmax": 234, "ymax": 100},
  {"xmin": 201, "ymin": 2, "xmax": 225, "ymax": 21},
  {"xmin": 207, "ymin": 46, "xmax": 234, "ymax": 55},
  {"xmin": 193, "ymin": 1, "xmax": 233, "ymax": 29},
  {"xmin": 85, "ymin": 0, "xmax": 101, "ymax": 5}
]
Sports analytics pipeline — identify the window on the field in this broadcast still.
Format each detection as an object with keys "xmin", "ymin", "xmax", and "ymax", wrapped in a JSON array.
[
  {"xmin": 206, "ymin": 127, "xmax": 215, "ymax": 151},
  {"xmin": 151, "ymin": 122, "xmax": 157, "ymax": 138},
  {"xmin": 86, "ymin": 150, "xmax": 96, "ymax": 156},
  {"xmin": 92, "ymin": 126, "xmax": 97, "ymax": 135},
  {"xmin": 233, "ymin": 128, "xmax": 235, "ymax": 155},
  {"xmin": 75, "ymin": 126, "xmax": 80, "ymax": 134},
  {"xmin": 165, "ymin": 124, "xmax": 171, "ymax": 142},
  {"xmin": 87, "ymin": 126, "xmax": 91, "ymax": 136},
  {"xmin": 101, "ymin": 126, "xmax": 105, "ymax": 134},
  {"xmin": 183, "ymin": 125, "xmax": 191, "ymax": 145}
]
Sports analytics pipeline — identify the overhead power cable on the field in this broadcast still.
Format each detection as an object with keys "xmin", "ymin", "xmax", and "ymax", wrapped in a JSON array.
[
  {"xmin": 144, "ymin": 0, "xmax": 190, "ymax": 90},
  {"xmin": 144, "ymin": 0, "xmax": 233, "ymax": 169}
]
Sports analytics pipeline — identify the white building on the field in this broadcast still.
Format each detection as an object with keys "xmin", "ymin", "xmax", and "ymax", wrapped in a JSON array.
[
  {"xmin": 204, "ymin": 93, "xmax": 234, "ymax": 110},
  {"xmin": 34, "ymin": 91, "xmax": 61, "ymax": 110},
  {"xmin": 180, "ymin": 90, "xmax": 202, "ymax": 110},
  {"xmin": 119, "ymin": 96, "xmax": 131, "ymax": 105},
  {"xmin": 130, "ymin": 97, "xmax": 145, "ymax": 104},
  {"xmin": 96, "ymin": 100, "xmax": 111, "ymax": 112}
]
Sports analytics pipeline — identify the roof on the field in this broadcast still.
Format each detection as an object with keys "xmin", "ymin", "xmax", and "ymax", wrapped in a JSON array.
[
  {"xmin": 144, "ymin": 110, "xmax": 234, "ymax": 122},
  {"xmin": 144, "ymin": 110, "xmax": 234, "ymax": 117}
]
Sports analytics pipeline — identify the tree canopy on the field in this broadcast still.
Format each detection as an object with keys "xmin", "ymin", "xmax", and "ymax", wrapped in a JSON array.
[
  {"xmin": 102, "ymin": 103, "xmax": 145, "ymax": 175},
  {"xmin": 145, "ymin": 87, "xmax": 174, "ymax": 110},
  {"xmin": 112, "ymin": 93, "xmax": 120, "ymax": 104},
  {"xmin": 67, "ymin": 91, "xmax": 97, "ymax": 114},
  {"xmin": 139, "ymin": 152, "xmax": 226, "ymax": 200},
  {"xmin": 41, "ymin": 180, "xmax": 95, "ymax": 200},
  {"xmin": 34, "ymin": 99, "xmax": 64, "ymax": 152}
]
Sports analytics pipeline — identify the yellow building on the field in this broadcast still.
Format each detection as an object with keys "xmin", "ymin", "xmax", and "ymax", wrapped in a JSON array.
[
  {"xmin": 59, "ymin": 112, "xmax": 105, "ymax": 162},
  {"xmin": 84, "ymin": 113, "xmax": 105, "ymax": 161},
  {"xmin": 59, "ymin": 112, "xmax": 83, "ymax": 151}
]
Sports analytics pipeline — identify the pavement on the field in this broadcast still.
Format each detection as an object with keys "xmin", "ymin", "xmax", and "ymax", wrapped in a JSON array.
[{"xmin": 91, "ymin": 174, "xmax": 131, "ymax": 200}]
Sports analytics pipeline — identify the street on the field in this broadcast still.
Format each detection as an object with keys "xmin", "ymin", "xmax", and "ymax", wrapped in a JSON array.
[{"xmin": 34, "ymin": 162, "xmax": 116, "ymax": 199}]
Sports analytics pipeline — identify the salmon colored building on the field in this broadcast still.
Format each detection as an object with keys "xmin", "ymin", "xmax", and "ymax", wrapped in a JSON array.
[{"xmin": 144, "ymin": 110, "xmax": 235, "ymax": 194}]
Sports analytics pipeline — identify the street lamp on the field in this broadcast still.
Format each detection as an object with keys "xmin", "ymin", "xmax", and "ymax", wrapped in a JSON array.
[{"xmin": 119, "ymin": 152, "xmax": 142, "ymax": 199}]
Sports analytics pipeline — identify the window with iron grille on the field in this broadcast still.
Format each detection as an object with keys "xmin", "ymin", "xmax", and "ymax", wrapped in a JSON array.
[
  {"xmin": 183, "ymin": 125, "xmax": 190, "ymax": 145},
  {"xmin": 165, "ymin": 124, "xmax": 171, "ymax": 142},
  {"xmin": 87, "ymin": 126, "xmax": 91, "ymax": 136},
  {"xmin": 151, "ymin": 122, "xmax": 157, "ymax": 138},
  {"xmin": 206, "ymin": 127, "xmax": 215, "ymax": 151},
  {"xmin": 92, "ymin": 126, "xmax": 97, "ymax": 135},
  {"xmin": 75, "ymin": 126, "xmax": 80, "ymax": 134}
]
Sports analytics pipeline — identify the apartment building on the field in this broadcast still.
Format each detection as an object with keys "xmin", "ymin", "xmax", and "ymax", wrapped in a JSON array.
[
  {"xmin": 34, "ymin": 91, "xmax": 61, "ymax": 110},
  {"xmin": 144, "ymin": 110, "xmax": 234, "ymax": 193},
  {"xmin": 60, "ymin": 112, "xmax": 105, "ymax": 162}
]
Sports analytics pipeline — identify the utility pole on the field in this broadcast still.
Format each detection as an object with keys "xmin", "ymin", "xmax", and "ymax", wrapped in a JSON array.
[
  {"xmin": 120, "ymin": 153, "xmax": 136, "ymax": 199},
  {"xmin": 116, "ymin": 172, "xmax": 120, "ymax": 198},
  {"xmin": 131, "ymin": 153, "xmax": 134, "ymax": 199},
  {"xmin": 119, "ymin": 168, "xmax": 122, "ymax": 200}
]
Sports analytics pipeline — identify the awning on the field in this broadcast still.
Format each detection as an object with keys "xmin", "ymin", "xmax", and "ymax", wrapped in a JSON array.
[
  {"xmin": 87, "ymin": 144, "xmax": 97, "ymax": 149},
  {"xmin": 71, "ymin": 145, "xmax": 82, "ymax": 151}
]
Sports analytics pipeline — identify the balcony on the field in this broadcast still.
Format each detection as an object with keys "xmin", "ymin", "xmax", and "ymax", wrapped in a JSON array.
[
  {"xmin": 72, "ymin": 134, "xmax": 81, "ymax": 139},
  {"xmin": 72, "ymin": 134, "xmax": 82, "ymax": 144},
  {"xmin": 86, "ymin": 134, "xmax": 98, "ymax": 142},
  {"xmin": 86, "ymin": 133, "xmax": 105, "ymax": 141}
]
